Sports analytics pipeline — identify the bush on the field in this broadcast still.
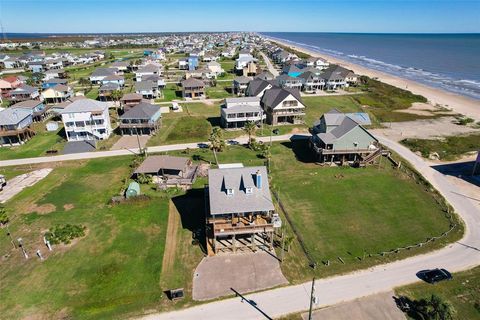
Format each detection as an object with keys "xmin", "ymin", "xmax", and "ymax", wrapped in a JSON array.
[{"xmin": 45, "ymin": 224, "xmax": 86, "ymax": 245}]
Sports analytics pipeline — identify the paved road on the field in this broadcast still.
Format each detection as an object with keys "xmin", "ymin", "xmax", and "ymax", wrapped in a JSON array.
[
  {"xmin": 259, "ymin": 52, "xmax": 279, "ymax": 77},
  {"xmin": 139, "ymin": 135, "xmax": 480, "ymax": 320},
  {"xmin": 0, "ymin": 134, "xmax": 303, "ymax": 167}
]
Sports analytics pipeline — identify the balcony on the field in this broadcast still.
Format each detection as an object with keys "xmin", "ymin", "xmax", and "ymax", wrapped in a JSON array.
[{"xmin": 209, "ymin": 215, "xmax": 274, "ymax": 236}]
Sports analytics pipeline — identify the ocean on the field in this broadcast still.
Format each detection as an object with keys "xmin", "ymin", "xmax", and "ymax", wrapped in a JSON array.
[{"xmin": 261, "ymin": 32, "xmax": 480, "ymax": 100}]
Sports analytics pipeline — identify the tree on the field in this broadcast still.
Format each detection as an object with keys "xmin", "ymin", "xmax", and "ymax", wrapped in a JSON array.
[
  {"xmin": 243, "ymin": 121, "xmax": 257, "ymax": 147},
  {"xmin": 136, "ymin": 173, "xmax": 152, "ymax": 185},
  {"xmin": 0, "ymin": 206, "xmax": 8, "ymax": 226},
  {"xmin": 261, "ymin": 144, "xmax": 272, "ymax": 171},
  {"xmin": 208, "ymin": 127, "xmax": 226, "ymax": 165},
  {"xmin": 78, "ymin": 77, "xmax": 91, "ymax": 89},
  {"xmin": 410, "ymin": 294, "xmax": 455, "ymax": 320},
  {"xmin": 111, "ymin": 89, "xmax": 123, "ymax": 105}
]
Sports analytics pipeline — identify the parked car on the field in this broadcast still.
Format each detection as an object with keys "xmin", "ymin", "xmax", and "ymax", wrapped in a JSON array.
[
  {"xmin": 0, "ymin": 175, "xmax": 6, "ymax": 191},
  {"xmin": 417, "ymin": 268, "xmax": 453, "ymax": 284}
]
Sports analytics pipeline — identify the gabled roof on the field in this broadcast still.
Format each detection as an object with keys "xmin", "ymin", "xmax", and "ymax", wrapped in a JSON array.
[
  {"xmin": 261, "ymin": 86, "xmax": 302, "ymax": 108},
  {"xmin": 11, "ymin": 84, "xmax": 37, "ymax": 94},
  {"xmin": 11, "ymin": 100, "xmax": 42, "ymax": 109},
  {"xmin": 246, "ymin": 78, "xmax": 272, "ymax": 96},
  {"xmin": 0, "ymin": 108, "xmax": 31, "ymax": 125},
  {"xmin": 208, "ymin": 166, "xmax": 274, "ymax": 215},
  {"xmin": 91, "ymin": 67, "xmax": 117, "ymax": 77},
  {"xmin": 135, "ymin": 80, "xmax": 155, "ymax": 91},
  {"xmin": 320, "ymin": 65, "xmax": 355, "ymax": 81},
  {"xmin": 137, "ymin": 64, "xmax": 159, "ymax": 73},
  {"xmin": 61, "ymin": 98, "xmax": 108, "ymax": 114},
  {"xmin": 181, "ymin": 77, "xmax": 205, "ymax": 88},
  {"xmin": 120, "ymin": 102, "xmax": 161, "ymax": 120},
  {"xmin": 255, "ymin": 70, "xmax": 274, "ymax": 81}
]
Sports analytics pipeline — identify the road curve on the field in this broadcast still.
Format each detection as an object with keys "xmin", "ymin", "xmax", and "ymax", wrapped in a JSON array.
[{"xmin": 138, "ymin": 135, "xmax": 480, "ymax": 320}]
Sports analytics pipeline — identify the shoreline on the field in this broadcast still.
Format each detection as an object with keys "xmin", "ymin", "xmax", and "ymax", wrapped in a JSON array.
[{"xmin": 267, "ymin": 37, "xmax": 480, "ymax": 121}]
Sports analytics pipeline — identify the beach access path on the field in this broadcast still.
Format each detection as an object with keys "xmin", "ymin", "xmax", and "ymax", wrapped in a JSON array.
[
  {"xmin": 268, "ymin": 39, "xmax": 480, "ymax": 121},
  {"xmin": 259, "ymin": 51, "xmax": 279, "ymax": 77},
  {"xmin": 137, "ymin": 134, "xmax": 480, "ymax": 320}
]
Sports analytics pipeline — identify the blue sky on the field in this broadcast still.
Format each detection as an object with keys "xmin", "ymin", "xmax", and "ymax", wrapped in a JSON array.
[{"xmin": 1, "ymin": 0, "xmax": 479, "ymax": 33}]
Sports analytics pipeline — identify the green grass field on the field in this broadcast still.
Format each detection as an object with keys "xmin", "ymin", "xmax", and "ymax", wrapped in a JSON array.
[
  {"xmin": 396, "ymin": 266, "xmax": 480, "ymax": 319},
  {"xmin": 401, "ymin": 133, "xmax": 480, "ymax": 160}
]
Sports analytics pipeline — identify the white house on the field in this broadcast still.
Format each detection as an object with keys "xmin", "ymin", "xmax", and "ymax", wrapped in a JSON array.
[
  {"xmin": 220, "ymin": 96, "xmax": 265, "ymax": 129},
  {"xmin": 61, "ymin": 98, "xmax": 112, "ymax": 141}
]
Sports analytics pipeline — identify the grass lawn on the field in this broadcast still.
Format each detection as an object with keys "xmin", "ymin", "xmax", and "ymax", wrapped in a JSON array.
[
  {"xmin": 85, "ymin": 87, "xmax": 99, "ymax": 100},
  {"xmin": 205, "ymin": 85, "xmax": 233, "ymax": 99},
  {"xmin": 0, "ymin": 123, "xmax": 66, "ymax": 160},
  {"xmin": 0, "ymin": 157, "xmax": 172, "ymax": 319},
  {"xmin": 396, "ymin": 266, "xmax": 480, "ymax": 319},
  {"xmin": 401, "ymin": 133, "xmax": 480, "ymax": 160}
]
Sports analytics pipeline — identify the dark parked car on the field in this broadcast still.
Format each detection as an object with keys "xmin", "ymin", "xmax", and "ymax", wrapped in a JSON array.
[{"xmin": 417, "ymin": 268, "xmax": 452, "ymax": 284}]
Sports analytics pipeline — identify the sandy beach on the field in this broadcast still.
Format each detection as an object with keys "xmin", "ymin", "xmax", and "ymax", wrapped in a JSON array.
[{"xmin": 269, "ymin": 38, "xmax": 480, "ymax": 121}]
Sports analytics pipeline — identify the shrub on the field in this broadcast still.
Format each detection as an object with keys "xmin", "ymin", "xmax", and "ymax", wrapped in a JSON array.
[{"xmin": 45, "ymin": 224, "xmax": 86, "ymax": 245}]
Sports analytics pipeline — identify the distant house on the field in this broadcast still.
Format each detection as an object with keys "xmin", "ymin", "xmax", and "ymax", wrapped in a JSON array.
[
  {"xmin": 181, "ymin": 78, "xmax": 205, "ymax": 99},
  {"xmin": 134, "ymin": 155, "xmax": 197, "ymax": 187},
  {"xmin": 42, "ymin": 78, "xmax": 68, "ymax": 89},
  {"xmin": 110, "ymin": 60, "xmax": 129, "ymax": 73},
  {"xmin": 261, "ymin": 87, "xmax": 305, "ymax": 125},
  {"xmin": 233, "ymin": 76, "xmax": 251, "ymax": 96},
  {"xmin": 10, "ymin": 100, "xmax": 48, "ymax": 122},
  {"xmin": 310, "ymin": 109, "xmax": 378, "ymax": 164},
  {"xmin": 187, "ymin": 56, "xmax": 199, "ymax": 71},
  {"xmin": 255, "ymin": 70, "xmax": 274, "ymax": 81},
  {"xmin": 60, "ymin": 99, "xmax": 112, "ymax": 141},
  {"xmin": 89, "ymin": 67, "xmax": 117, "ymax": 84},
  {"xmin": 135, "ymin": 64, "xmax": 161, "ymax": 81},
  {"xmin": 206, "ymin": 61, "xmax": 224, "ymax": 78},
  {"xmin": 120, "ymin": 93, "xmax": 144, "ymax": 109},
  {"xmin": 119, "ymin": 102, "xmax": 161, "ymax": 135},
  {"xmin": 302, "ymin": 57, "xmax": 329, "ymax": 70},
  {"xmin": 0, "ymin": 76, "xmax": 21, "ymax": 97},
  {"xmin": 246, "ymin": 78, "xmax": 273, "ymax": 97},
  {"xmin": 135, "ymin": 80, "xmax": 159, "ymax": 99},
  {"xmin": 10, "ymin": 84, "xmax": 40, "ymax": 102},
  {"xmin": 41, "ymin": 84, "xmax": 73, "ymax": 104},
  {"xmin": 206, "ymin": 165, "xmax": 277, "ymax": 254},
  {"xmin": 281, "ymin": 63, "xmax": 303, "ymax": 77},
  {"xmin": 235, "ymin": 53, "xmax": 256, "ymax": 74},
  {"xmin": 275, "ymin": 74, "xmax": 303, "ymax": 91},
  {"xmin": 98, "ymin": 83, "xmax": 121, "ymax": 101},
  {"xmin": 242, "ymin": 60, "xmax": 259, "ymax": 77},
  {"xmin": 178, "ymin": 58, "xmax": 189, "ymax": 70},
  {"xmin": 101, "ymin": 74, "xmax": 125, "ymax": 87},
  {"xmin": 320, "ymin": 65, "xmax": 358, "ymax": 90},
  {"xmin": 0, "ymin": 108, "xmax": 34, "ymax": 146},
  {"xmin": 221, "ymin": 96, "xmax": 265, "ymax": 129},
  {"xmin": 298, "ymin": 71, "xmax": 325, "ymax": 93},
  {"xmin": 27, "ymin": 61, "xmax": 47, "ymax": 73}
]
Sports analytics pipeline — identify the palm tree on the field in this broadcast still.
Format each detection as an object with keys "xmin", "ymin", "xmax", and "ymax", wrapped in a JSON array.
[
  {"xmin": 243, "ymin": 121, "xmax": 257, "ymax": 147},
  {"xmin": 208, "ymin": 127, "xmax": 226, "ymax": 165},
  {"xmin": 111, "ymin": 90, "xmax": 123, "ymax": 106},
  {"xmin": 262, "ymin": 144, "xmax": 272, "ymax": 171}
]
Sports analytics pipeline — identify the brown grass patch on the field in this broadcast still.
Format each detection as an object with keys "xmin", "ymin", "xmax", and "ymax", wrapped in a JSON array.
[
  {"xmin": 25, "ymin": 203, "xmax": 56, "ymax": 214},
  {"xmin": 63, "ymin": 203, "xmax": 74, "ymax": 211},
  {"xmin": 161, "ymin": 200, "xmax": 180, "ymax": 281}
]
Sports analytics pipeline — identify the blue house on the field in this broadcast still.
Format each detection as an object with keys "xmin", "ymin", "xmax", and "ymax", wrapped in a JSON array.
[
  {"xmin": 188, "ymin": 56, "xmax": 199, "ymax": 71},
  {"xmin": 143, "ymin": 49, "xmax": 154, "ymax": 56}
]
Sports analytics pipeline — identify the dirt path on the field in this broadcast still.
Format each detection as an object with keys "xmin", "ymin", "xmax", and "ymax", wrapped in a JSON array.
[{"xmin": 160, "ymin": 200, "xmax": 180, "ymax": 281}]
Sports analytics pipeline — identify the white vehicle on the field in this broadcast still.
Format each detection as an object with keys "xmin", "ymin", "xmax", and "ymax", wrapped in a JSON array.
[{"xmin": 171, "ymin": 102, "xmax": 180, "ymax": 110}]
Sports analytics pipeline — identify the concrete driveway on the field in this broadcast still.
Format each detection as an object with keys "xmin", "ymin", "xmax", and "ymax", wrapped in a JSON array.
[
  {"xmin": 192, "ymin": 251, "xmax": 288, "ymax": 301},
  {"xmin": 303, "ymin": 291, "xmax": 405, "ymax": 320},
  {"xmin": 0, "ymin": 168, "xmax": 52, "ymax": 203},
  {"xmin": 110, "ymin": 135, "xmax": 151, "ymax": 150}
]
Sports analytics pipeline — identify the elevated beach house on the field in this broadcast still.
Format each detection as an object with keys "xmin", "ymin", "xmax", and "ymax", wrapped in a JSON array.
[
  {"xmin": 0, "ymin": 108, "xmax": 34, "ymax": 146},
  {"xmin": 220, "ymin": 96, "xmax": 265, "ymax": 129},
  {"xmin": 41, "ymin": 84, "xmax": 73, "ymax": 104},
  {"xmin": 10, "ymin": 100, "xmax": 48, "ymax": 122},
  {"xmin": 61, "ymin": 98, "xmax": 112, "ymax": 141},
  {"xmin": 120, "ymin": 93, "xmax": 144, "ymax": 110},
  {"xmin": 233, "ymin": 76, "xmax": 251, "ymax": 96},
  {"xmin": 9, "ymin": 84, "xmax": 40, "ymax": 103},
  {"xmin": 205, "ymin": 165, "xmax": 278, "ymax": 255},
  {"xmin": 320, "ymin": 65, "xmax": 358, "ymax": 90},
  {"xmin": 119, "ymin": 102, "xmax": 161, "ymax": 135},
  {"xmin": 261, "ymin": 86, "xmax": 305, "ymax": 125},
  {"xmin": 310, "ymin": 109, "xmax": 380, "ymax": 164},
  {"xmin": 181, "ymin": 78, "xmax": 205, "ymax": 99}
]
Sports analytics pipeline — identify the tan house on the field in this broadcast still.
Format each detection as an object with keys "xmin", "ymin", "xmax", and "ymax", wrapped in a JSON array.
[
  {"xmin": 41, "ymin": 84, "xmax": 73, "ymax": 104},
  {"xmin": 181, "ymin": 78, "xmax": 205, "ymax": 99}
]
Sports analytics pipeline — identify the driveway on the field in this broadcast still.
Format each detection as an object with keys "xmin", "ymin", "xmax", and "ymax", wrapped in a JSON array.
[
  {"xmin": 110, "ymin": 135, "xmax": 151, "ymax": 150},
  {"xmin": 192, "ymin": 251, "xmax": 287, "ymax": 301},
  {"xmin": 302, "ymin": 291, "xmax": 405, "ymax": 320},
  {"xmin": 0, "ymin": 168, "xmax": 52, "ymax": 203}
]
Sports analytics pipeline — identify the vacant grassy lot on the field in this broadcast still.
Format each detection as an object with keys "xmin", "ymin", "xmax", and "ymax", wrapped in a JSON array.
[
  {"xmin": 0, "ymin": 123, "xmax": 66, "ymax": 160},
  {"xmin": 396, "ymin": 266, "xmax": 480, "ymax": 319},
  {"xmin": 0, "ymin": 157, "xmax": 171, "ymax": 320},
  {"xmin": 401, "ymin": 133, "xmax": 480, "ymax": 160}
]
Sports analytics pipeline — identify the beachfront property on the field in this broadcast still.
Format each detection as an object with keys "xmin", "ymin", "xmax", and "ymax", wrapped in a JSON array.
[
  {"xmin": 275, "ymin": 74, "xmax": 303, "ymax": 90},
  {"xmin": 220, "ymin": 96, "xmax": 265, "ymax": 129},
  {"xmin": 205, "ymin": 165, "xmax": 278, "ymax": 255},
  {"xmin": 261, "ymin": 86, "xmax": 305, "ymax": 125},
  {"xmin": 41, "ymin": 84, "xmax": 74, "ymax": 104},
  {"xmin": 119, "ymin": 102, "xmax": 161, "ymax": 135},
  {"xmin": 0, "ymin": 107, "xmax": 34, "ymax": 146},
  {"xmin": 181, "ymin": 78, "xmax": 205, "ymax": 99},
  {"xmin": 60, "ymin": 98, "xmax": 112, "ymax": 141},
  {"xmin": 10, "ymin": 100, "xmax": 48, "ymax": 122},
  {"xmin": 320, "ymin": 65, "xmax": 358, "ymax": 90},
  {"xmin": 298, "ymin": 71, "xmax": 326, "ymax": 93},
  {"xmin": 309, "ymin": 109, "xmax": 380, "ymax": 164}
]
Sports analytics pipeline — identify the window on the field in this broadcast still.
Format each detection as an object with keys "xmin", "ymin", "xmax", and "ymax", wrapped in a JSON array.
[
  {"xmin": 227, "ymin": 188, "xmax": 234, "ymax": 196},
  {"xmin": 353, "ymin": 142, "xmax": 358, "ymax": 147}
]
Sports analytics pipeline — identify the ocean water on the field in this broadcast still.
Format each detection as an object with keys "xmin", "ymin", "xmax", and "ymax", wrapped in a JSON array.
[{"xmin": 262, "ymin": 32, "xmax": 480, "ymax": 100}]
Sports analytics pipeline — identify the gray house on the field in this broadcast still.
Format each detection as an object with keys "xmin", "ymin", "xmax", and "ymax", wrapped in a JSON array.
[
  {"xmin": 205, "ymin": 165, "xmax": 277, "ymax": 255},
  {"xmin": 310, "ymin": 109, "xmax": 379, "ymax": 164},
  {"xmin": 119, "ymin": 102, "xmax": 161, "ymax": 135},
  {"xmin": 0, "ymin": 108, "xmax": 34, "ymax": 146},
  {"xmin": 261, "ymin": 86, "xmax": 305, "ymax": 125}
]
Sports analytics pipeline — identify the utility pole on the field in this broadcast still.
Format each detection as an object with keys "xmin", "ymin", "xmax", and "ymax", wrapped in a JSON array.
[{"xmin": 308, "ymin": 277, "xmax": 316, "ymax": 320}]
